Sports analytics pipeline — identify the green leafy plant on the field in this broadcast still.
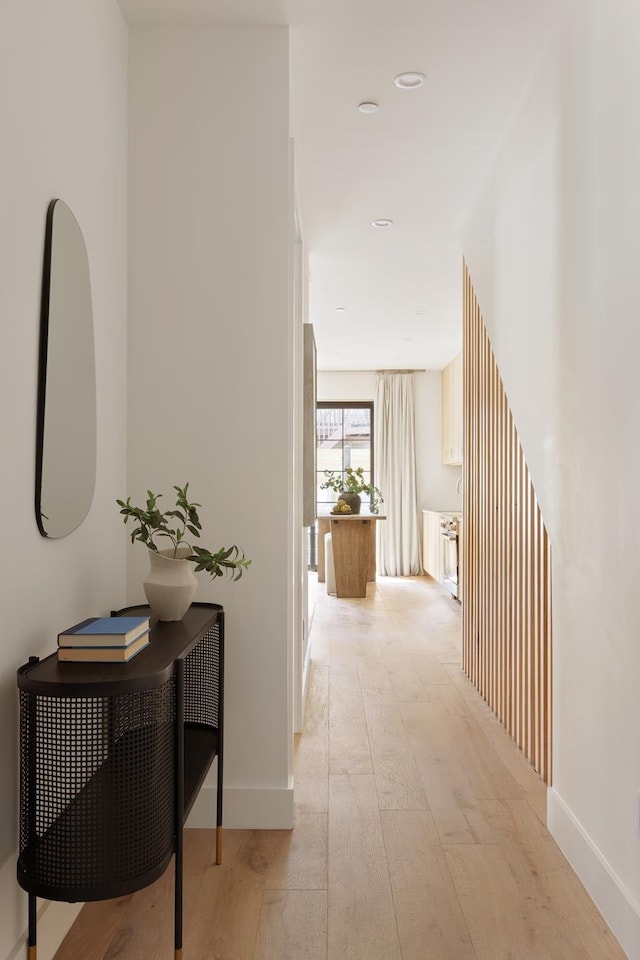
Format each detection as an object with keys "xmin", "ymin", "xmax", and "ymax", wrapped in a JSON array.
[
  {"xmin": 117, "ymin": 483, "xmax": 251, "ymax": 581},
  {"xmin": 320, "ymin": 467, "xmax": 384, "ymax": 513}
]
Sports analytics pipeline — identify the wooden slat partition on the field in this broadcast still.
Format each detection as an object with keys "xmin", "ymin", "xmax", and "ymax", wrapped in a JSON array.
[{"xmin": 461, "ymin": 261, "xmax": 552, "ymax": 783}]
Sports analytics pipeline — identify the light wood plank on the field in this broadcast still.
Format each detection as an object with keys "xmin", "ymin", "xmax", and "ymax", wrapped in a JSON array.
[
  {"xmin": 328, "ymin": 672, "xmax": 372, "ymax": 775},
  {"xmin": 384, "ymin": 648, "xmax": 455, "ymax": 700},
  {"xmin": 445, "ymin": 798, "xmax": 628, "ymax": 960},
  {"xmin": 445, "ymin": 843, "xmax": 555, "ymax": 960},
  {"xmin": 294, "ymin": 661, "xmax": 329, "ymax": 814},
  {"xmin": 53, "ymin": 896, "xmax": 132, "ymax": 960},
  {"xmin": 184, "ymin": 829, "xmax": 273, "ymax": 960},
  {"xmin": 362, "ymin": 695, "xmax": 428, "ymax": 810},
  {"xmin": 356, "ymin": 650, "xmax": 394, "ymax": 699},
  {"xmin": 401, "ymin": 704, "xmax": 496, "ymax": 844},
  {"xmin": 325, "ymin": 626, "xmax": 360, "ymax": 675},
  {"xmin": 382, "ymin": 810, "xmax": 477, "ymax": 960},
  {"xmin": 401, "ymin": 699, "xmax": 523, "ymax": 800},
  {"xmin": 254, "ymin": 890, "xmax": 328, "ymax": 960},
  {"xmin": 328, "ymin": 774, "xmax": 402, "ymax": 960},
  {"xmin": 442, "ymin": 663, "xmax": 548, "ymax": 821},
  {"xmin": 94, "ymin": 828, "xmax": 215, "ymax": 960},
  {"xmin": 101, "ymin": 867, "xmax": 175, "ymax": 960},
  {"xmin": 263, "ymin": 813, "xmax": 327, "ymax": 890}
]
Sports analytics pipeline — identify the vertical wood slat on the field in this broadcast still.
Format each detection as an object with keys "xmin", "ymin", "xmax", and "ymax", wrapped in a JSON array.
[{"xmin": 461, "ymin": 261, "xmax": 553, "ymax": 784}]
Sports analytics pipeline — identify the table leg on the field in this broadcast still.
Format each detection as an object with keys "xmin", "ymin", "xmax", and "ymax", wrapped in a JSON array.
[
  {"xmin": 317, "ymin": 518, "xmax": 330, "ymax": 582},
  {"xmin": 175, "ymin": 662, "xmax": 184, "ymax": 960},
  {"xmin": 367, "ymin": 522, "xmax": 377, "ymax": 581},
  {"xmin": 330, "ymin": 519, "xmax": 371, "ymax": 598},
  {"xmin": 28, "ymin": 893, "xmax": 37, "ymax": 960}
]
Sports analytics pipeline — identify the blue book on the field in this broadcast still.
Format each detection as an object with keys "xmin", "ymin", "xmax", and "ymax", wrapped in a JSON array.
[{"xmin": 58, "ymin": 616, "xmax": 150, "ymax": 648}]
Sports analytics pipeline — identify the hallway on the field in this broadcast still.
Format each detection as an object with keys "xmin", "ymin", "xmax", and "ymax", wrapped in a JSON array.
[{"xmin": 55, "ymin": 576, "xmax": 627, "ymax": 960}]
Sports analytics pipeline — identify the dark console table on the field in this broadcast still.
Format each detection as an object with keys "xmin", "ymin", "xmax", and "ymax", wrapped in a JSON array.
[{"xmin": 17, "ymin": 602, "xmax": 224, "ymax": 960}]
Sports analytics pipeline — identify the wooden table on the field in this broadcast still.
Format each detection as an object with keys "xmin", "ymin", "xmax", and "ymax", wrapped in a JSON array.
[{"xmin": 317, "ymin": 513, "xmax": 386, "ymax": 598}]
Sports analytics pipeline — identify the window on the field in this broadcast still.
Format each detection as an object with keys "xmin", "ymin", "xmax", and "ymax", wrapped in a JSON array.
[
  {"xmin": 316, "ymin": 402, "xmax": 375, "ymax": 509},
  {"xmin": 308, "ymin": 402, "xmax": 374, "ymax": 571}
]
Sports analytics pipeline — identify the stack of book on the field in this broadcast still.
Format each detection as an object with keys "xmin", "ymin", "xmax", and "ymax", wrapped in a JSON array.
[{"xmin": 57, "ymin": 616, "xmax": 151, "ymax": 662}]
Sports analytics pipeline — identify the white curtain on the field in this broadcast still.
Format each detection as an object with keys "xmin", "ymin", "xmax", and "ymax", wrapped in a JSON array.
[{"xmin": 375, "ymin": 373, "xmax": 422, "ymax": 576}]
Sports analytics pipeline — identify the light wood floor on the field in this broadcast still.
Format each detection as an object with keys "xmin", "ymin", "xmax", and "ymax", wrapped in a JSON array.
[{"xmin": 54, "ymin": 575, "xmax": 628, "ymax": 960}]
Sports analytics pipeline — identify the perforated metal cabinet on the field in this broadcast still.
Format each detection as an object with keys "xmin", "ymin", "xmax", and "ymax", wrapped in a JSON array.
[{"xmin": 17, "ymin": 602, "xmax": 224, "ymax": 960}]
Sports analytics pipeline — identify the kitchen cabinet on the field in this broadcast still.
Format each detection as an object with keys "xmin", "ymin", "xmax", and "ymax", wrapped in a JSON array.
[
  {"xmin": 422, "ymin": 510, "xmax": 444, "ymax": 583},
  {"xmin": 423, "ymin": 511, "xmax": 463, "ymax": 602},
  {"xmin": 442, "ymin": 352, "xmax": 463, "ymax": 465},
  {"xmin": 457, "ymin": 518, "xmax": 463, "ymax": 604}
]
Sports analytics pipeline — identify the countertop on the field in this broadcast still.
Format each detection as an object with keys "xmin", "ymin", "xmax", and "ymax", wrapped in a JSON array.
[{"xmin": 318, "ymin": 512, "xmax": 387, "ymax": 520}]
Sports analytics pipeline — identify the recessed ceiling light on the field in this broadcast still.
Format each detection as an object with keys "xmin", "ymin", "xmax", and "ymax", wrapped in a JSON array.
[
  {"xmin": 372, "ymin": 219, "xmax": 393, "ymax": 228},
  {"xmin": 336, "ymin": 306, "xmax": 346, "ymax": 312},
  {"xmin": 358, "ymin": 101, "xmax": 379, "ymax": 114},
  {"xmin": 416, "ymin": 310, "xmax": 427, "ymax": 315},
  {"xmin": 394, "ymin": 72, "xmax": 426, "ymax": 90}
]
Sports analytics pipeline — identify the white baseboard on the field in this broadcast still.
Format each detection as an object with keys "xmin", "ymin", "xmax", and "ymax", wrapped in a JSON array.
[
  {"xmin": 548, "ymin": 787, "xmax": 640, "ymax": 960},
  {"xmin": 298, "ymin": 634, "xmax": 313, "ymax": 730},
  {"xmin": 186, "ymin": 783, "xmax": 294, "ymax": 830}
]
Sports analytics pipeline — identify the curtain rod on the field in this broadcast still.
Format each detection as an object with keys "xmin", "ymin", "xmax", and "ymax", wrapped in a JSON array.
[{"xmin": 317, "ymin": 368, "xmax": 427, "ymax": 374}]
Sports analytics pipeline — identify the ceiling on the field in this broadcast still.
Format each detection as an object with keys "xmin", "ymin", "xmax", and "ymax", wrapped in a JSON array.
[{"xmin": 120, "ymin": 0, "xmax": 560, "ymax": 371}]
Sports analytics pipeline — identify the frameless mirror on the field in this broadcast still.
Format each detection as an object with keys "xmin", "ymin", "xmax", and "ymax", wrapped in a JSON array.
[{"xmin": 35, "ymin": 199, "xmax": 96, "ymax": 538}]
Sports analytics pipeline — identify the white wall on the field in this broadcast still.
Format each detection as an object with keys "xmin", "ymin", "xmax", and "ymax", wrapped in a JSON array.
[
  {"xmin": 317, "ymin": 370, "xmax": 461, "ymax": 513},
  {"xmin": 462, "ymin": 1, "xmax": 640, "ymax": 954},
  {"xmin": 317, "ymin": 370, "xmax": 378, "ymax": 403},
  {"xmin": 294, "ymin": 232, "xmax": 310, "ymax": 734},
  {"xmin": 0, "ymin": 2, "xmax": 128, "ymax": 958},
  {"xmin": 128, "ymin": 25, "xmax": 294, "ymax": 828},
  {"xmin": 413, "ymin": 371, "xmax": 462, "ymax": 512}
]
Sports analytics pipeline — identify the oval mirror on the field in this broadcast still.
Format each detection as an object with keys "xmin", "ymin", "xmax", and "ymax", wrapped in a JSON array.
[{"xmin": 35, "ymin": 199, "xmax": 96, "ymax": 538}]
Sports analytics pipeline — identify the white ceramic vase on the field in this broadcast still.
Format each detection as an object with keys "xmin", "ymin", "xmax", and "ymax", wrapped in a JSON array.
[{"xmin": 143, "ymin": 545, "xmax": 198, "ymax": 621}]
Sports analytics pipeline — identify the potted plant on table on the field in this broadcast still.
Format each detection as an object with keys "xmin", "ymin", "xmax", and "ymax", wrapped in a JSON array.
[
  {"xmin": 117, "ymin": 483, "xmax": 250, "ymax": 621},
  {"xmin": 320, "ymin": 467, "xmax": 383, "ymax": 515}
]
